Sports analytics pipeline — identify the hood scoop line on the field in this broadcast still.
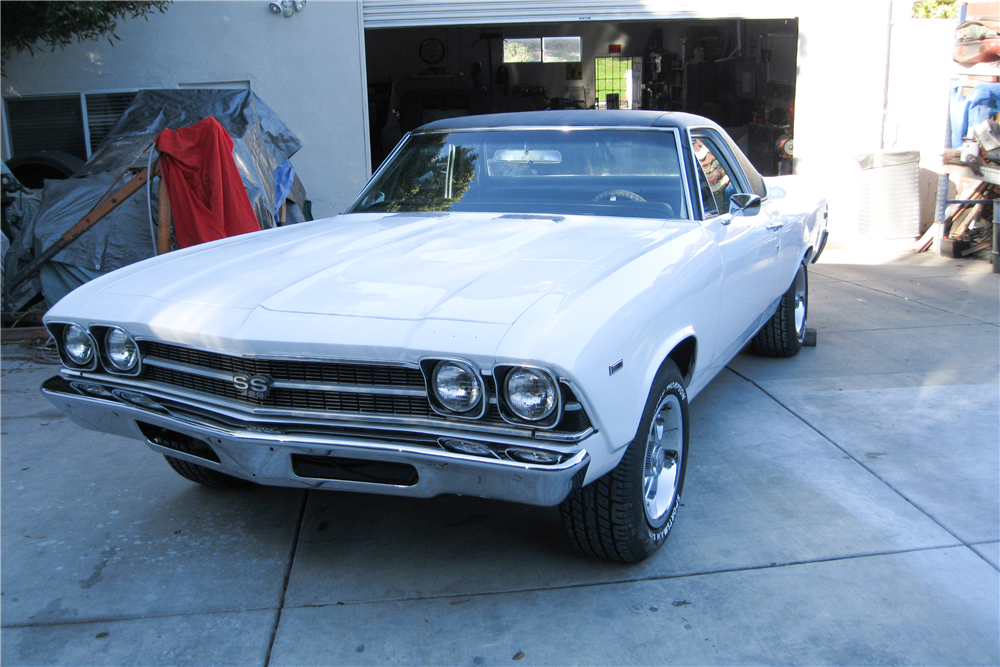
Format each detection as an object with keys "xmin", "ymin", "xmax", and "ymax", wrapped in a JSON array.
[
  {"xmin": 387, "ymin": 212, "xmax": 451, "ymax": 219},
  {"xmin": 496, "ymin": 214, "xmax": 566, "ymax": 223}
]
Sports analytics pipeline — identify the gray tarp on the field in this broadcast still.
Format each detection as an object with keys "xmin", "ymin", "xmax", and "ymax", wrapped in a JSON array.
[
  {"xmin": 4, "ymin": 89, "xmax": 305, "ymax": 310},
  {"xmin": 83, "ymin": 89, "xmax": 304, "ymax": 227}
]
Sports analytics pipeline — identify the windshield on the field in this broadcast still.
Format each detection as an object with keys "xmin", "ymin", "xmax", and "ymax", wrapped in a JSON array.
[{"xmin": 349, "ymin": 128, "xmax": 687, "ymax": 220}]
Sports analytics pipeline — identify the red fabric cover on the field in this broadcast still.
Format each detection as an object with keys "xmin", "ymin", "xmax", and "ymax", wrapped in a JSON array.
[{"xmin": 155, "ymin": 117, "xmax": 260, "ymax": 248}]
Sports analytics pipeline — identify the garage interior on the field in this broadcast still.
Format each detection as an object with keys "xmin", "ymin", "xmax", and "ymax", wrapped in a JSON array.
[{"xmin": 365, "ymin": 17, "xmax": 799, "ymax": 176}]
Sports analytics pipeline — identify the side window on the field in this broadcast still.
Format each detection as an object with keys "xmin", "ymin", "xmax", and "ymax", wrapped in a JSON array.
[{"xmin": 691, "ymin": 137, "xmax": 737, "ymax": 217}]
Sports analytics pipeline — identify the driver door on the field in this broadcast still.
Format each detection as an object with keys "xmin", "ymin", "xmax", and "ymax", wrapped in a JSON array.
[{"xmin": 692, "ymin": 133, "xmax": 780, "ymax": 366}]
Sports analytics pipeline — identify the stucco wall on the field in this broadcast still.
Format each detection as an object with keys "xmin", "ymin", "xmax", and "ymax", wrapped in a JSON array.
[{"xmin": 1, "ymin": 0, "xmax": 371, "ymax": 219}]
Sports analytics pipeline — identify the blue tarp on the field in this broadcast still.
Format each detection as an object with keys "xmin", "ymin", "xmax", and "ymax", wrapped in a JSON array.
[{"xmin": 950, "ymin": 82, "xmax": 1000, "ymax": 148}]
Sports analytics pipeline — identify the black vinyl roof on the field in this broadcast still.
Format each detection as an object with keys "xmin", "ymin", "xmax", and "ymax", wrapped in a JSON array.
[
  {"xmin": 417, "ymin": 109, "xmax": 721, "ymax": 133},
  {"xmin": 413, "ymin": 108, "xmax": 767, "ymax": 199}
]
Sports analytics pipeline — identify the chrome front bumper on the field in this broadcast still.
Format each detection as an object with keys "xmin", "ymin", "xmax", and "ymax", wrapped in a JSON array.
[{"xmin": 41, "ymin": 375, "xmax": 590, "ymax": 507}]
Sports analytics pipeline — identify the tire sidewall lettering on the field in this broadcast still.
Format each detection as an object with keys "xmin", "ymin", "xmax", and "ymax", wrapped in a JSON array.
[
  {"xmin": 647, "ymin": 493, "xmax": 680, "ymax": 543},
  {"xmin": 665, "ymin": 381, "xmax": 686, "ymax": 402},
  {"xmin": 641, "ymin": 376, "xmax": 687, "ymax": 541}
]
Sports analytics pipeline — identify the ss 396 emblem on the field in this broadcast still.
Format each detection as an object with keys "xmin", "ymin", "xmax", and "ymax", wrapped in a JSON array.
[{"xmin": 233, "ymin": 372, "xmax": 273, "ymax": 399}]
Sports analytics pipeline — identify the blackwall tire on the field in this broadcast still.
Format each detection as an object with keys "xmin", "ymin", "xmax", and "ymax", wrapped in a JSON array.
[
  {"xmin": 752, "ymin": 262, "xmax": 808, "ymax": 358},
  {"xmin": 162, "ymin": 437, "xmax": 252, "ymax": 489},
  {"xmin": 560, "ymin": 359, "xmax": 689, "ymax": 562},
  {"xmin": 164, "ymin": 455, "xmax": 252, "ymax": 489},
  {"xmin": 6, "ymin": 152, "xmax": 85, "ymax": 189}
]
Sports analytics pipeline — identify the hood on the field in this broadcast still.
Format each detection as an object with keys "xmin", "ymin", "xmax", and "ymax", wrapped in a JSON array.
[{"xmin": 77, "ymin": 212, "xmax": 682, "ymax": 326}]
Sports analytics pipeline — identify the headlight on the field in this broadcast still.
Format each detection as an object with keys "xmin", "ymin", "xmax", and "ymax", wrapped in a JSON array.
[
  {"xmin": 504, "ymin": 367, "xmax": 557, "ymax": 421},
  {"xmin": 63, "ymin": 324, "xmax": 94, "ymax": 366},
  {"xmin": 104, "ymin": 327, "xmax": 139, "ymax": 372},
  {"xmin": 431, "ymin": 360, "xmax": 482, "ymax": 413}
]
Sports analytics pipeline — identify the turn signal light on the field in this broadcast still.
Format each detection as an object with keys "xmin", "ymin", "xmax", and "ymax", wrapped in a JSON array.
[
  {"xmin": 506, "ymin": 448, "xmax": 562, "ymax": 465},
  {"xmin": 441, "ymin": 438, "xmax": 496, "ymax": 458}
]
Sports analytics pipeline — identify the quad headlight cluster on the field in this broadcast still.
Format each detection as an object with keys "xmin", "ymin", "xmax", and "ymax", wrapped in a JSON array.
[
  {"xmin": 53, "ymin": 323, "xmax": 141, "ymax": 375},
  {"xmin": 503, "ymin": 367, "xmax": 557, "ymax": 421},
  {"xmin": 62, "ymin": 323, "xmax": 95, "ymax": 367},
  {"xmin": 423, "ymin": 358, "xmax": 562, "ymax": 427},
  {"xmin": 104, "ymin": 327, "xmax": 140, "ymax": 372},
  {"xmin": 430, "ymin": 360, "xmax": 483, "ymax": 414}
]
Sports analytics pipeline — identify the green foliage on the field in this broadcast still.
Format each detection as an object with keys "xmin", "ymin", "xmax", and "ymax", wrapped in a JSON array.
[
  {"xmin": 503, "ymin": 40, "xmax": 541, "ymax": 63},
  {"xmin": 2, "ymin": 1, "xmax": 171, "ymax": 63},
  {"xmin": 912, "ymin": 0, "xmax": 957, "ymax": 19}
]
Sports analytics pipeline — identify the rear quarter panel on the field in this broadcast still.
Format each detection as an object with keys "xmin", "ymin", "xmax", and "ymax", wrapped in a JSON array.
[{"xmin": 764, "ymin": 176, "xmax": 829, "ymax": 293}]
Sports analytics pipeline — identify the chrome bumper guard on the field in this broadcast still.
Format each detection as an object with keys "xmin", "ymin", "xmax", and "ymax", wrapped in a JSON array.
[{"xmin": 42, "ymin": 375, "xmax": 590, "ymax": 507}]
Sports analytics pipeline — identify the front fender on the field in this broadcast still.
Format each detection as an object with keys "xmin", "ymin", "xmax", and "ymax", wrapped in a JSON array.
[{"xmin": 493, "ymin": 223, "xmax": 722, "ymax": 483}]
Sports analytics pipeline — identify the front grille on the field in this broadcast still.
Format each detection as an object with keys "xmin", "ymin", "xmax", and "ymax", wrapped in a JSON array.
[
  {"xmin": 136, "ymin": 342, "xmax": 592, "ymax": 436},
  {"xmin": 143, "ymin": 342, "xmax": 424, "ymax": 388},
  {"xmin": 142, "ymin": 365, "xmax": 435, "ymax": 417}
]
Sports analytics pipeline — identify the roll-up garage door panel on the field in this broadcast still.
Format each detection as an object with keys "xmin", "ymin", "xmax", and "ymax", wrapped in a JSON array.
[{"xmin": 362, "ymin": 0, "xmax": 796, "ymax": 28}]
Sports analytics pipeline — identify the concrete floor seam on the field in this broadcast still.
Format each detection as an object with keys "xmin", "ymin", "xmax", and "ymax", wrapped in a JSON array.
[
  {"xmin": 817, "ymin": 322, "xmax": 989, "ymax": 334},
  {"xmin": 725, "ymin": 366, "xmax": 986, "ymax": 565},
  {"xmin": 0, "ymin": 604, "xmax": 283, "ymax": 630},
  {"xmin": 812, "ymin": 274, "xmax": 986, "ymax": 284},
  {"xmin": 264, "ymin": 544, "xmax": 971, "ymax": 613},
  {"xmin": 263, "ymin": 489, "xmax": 310, "ymax": 667}
]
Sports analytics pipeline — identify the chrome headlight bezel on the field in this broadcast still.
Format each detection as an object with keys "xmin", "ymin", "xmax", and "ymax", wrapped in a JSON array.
[
  {"xmin": 496, "ymin": 364, "xmax": 562, "ymax": 426},
  {"xmin": 101, "ymin": 326, "xmax": 141, "ymax": 374},
  {"xmin": 421, "ymin": 358, "xmax": 487, "ymax": 418},
  {"xmin": 55, "ymin": 323, "xmax": 97, "ymax": 370}
]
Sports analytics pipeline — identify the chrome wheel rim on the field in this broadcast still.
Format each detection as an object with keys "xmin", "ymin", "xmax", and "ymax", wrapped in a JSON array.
[
  {"xmin": 793, "ymin": 267, "xmax": 807, "ymax": 339},
  {"xmin": 642, "ymin": 393, "xmax": 683, "ymax": 526}
]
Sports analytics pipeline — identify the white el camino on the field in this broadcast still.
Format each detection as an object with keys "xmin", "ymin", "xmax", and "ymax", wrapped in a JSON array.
[{"xmin": 42, "ymin": 111, "xmax": 827, "ymax": 562}]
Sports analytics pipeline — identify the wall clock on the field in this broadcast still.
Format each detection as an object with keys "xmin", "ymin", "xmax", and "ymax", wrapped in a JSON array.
[{"xmin": 419, "ymin": 38, "xmax": 446, "ymax": 65}]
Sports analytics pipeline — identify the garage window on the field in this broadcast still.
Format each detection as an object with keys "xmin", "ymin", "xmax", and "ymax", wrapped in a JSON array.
[
  {"xmin": 542, "ymin": 37, "xmax": 581, "ymax": 62},
  {"xmin": 504, "ymin": 38, "xmax": 542, "ymax": 62},
  {"xmin": 3, "ymin": 91, "xmax": 138, "ymax": 161},
  {"xmin": 503, "ymin": 36, "xmax": 581, "ymax": 63}
]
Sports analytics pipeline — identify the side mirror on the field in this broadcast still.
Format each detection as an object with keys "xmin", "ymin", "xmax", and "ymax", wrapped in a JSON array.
[{"xmin": 729, "ymin": 193, "xmax": 762, "ymax": 216}]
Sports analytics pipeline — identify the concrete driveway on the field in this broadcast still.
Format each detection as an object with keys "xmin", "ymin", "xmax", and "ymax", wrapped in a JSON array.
[{"xmin": 2, "ymin": 243, "xmax": 997, "ymax": 666}]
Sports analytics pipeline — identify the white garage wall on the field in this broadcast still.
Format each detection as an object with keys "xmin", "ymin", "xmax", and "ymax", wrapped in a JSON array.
[
  {"xmin": 0, "ymin": 0, "xmax": 371, "ymax": 219},
  {"xmin": 884, "ymin": 12, "xmax": 955, "ymax": 231},
  {"xmin": 793, "ymin": 2, "xmax": 892, "ymax": 236},
  {"xmin": 794, "ymin": 2, "xmax": 955, "ymax": 238}
]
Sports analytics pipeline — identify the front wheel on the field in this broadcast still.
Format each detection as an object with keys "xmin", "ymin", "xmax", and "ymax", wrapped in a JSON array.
[
  {"xmin": 560, "ymin": 360, "xmax": 689, "ymax": 562},
  {"xmin": 162, "ymin": 438, "xmax": 251, "ymax": 489},
  {"xmin": 752, "ymin": 262, "xmax": 808, "ymax": 357},
  {"xmin": 164, "ymin": 456, "xmax": 252, "ymax": 489}
]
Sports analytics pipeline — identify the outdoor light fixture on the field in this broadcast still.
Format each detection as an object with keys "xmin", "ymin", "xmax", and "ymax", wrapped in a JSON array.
[{"xmin": 268, "ymin": 0, "xmax": 304, "ymax": 16}]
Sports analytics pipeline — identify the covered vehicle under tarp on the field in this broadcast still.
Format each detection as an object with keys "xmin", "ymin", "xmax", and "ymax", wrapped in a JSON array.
[{"xmin": 4, "ymin": 89, "xmax": 307, "ymax": 311}]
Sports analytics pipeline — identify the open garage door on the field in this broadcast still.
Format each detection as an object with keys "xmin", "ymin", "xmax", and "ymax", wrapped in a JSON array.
[
  {"xmin": 363, "ymin": 3, "xmax": 800, "ymax": 178},
  {"xmin": 362, "ymin": 1, "xmax": 795, "ymax": 28}
]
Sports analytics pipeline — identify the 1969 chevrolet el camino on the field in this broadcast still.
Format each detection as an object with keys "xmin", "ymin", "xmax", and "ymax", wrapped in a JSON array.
[{"xmin": 42, "ymin": 111, "xmax": 827, "ymax": 562}]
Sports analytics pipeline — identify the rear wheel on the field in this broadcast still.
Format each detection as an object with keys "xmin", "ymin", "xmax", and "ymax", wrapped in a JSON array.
[
  {"xmin": 560, "ymin": 360, "xmax": 688, "ymax": 562},
  {"xmin": 752, "ymin": 262, "xmax": 808, "ymax": 357}
]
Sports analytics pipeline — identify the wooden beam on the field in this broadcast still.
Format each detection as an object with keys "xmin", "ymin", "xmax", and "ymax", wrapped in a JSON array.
[
  {"xmin": 157, "ymin": 172, "xmax": 172, "ymax": 255},
  {"xmin": 8, "ymin": 160, "xmax": 159, "ymax": 289}
]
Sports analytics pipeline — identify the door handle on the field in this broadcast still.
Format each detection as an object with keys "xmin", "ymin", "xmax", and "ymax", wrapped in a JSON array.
[{"xmin": 766, "ymin": 223, "xmax": 784, "ymax": 232}]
